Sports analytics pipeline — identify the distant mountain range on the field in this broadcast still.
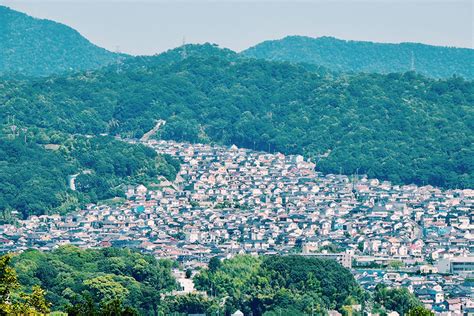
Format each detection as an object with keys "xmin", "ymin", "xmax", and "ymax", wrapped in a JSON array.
[
  {"xmin": 242, "ymin": 36, "xmax": 474, "ymax": 79},
  {"xmin": 0, "ymin": 7, "xmax": 473, "ymax": 194},
  {"xmin": 2, "ymin": 6, "xmax": 473, "ymax": 79},
  {"xmin": 0, "ymin": 6, "xmax": 124, "ymax": 77}
]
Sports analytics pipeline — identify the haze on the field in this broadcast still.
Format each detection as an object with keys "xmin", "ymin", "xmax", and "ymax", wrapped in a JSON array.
[{"xmin": 2, "ymin": 0, "xmax": 473, "ymax": 56}]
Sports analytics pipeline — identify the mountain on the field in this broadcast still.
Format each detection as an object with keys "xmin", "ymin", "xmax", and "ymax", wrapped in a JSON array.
[
  {"xmin": 241, "ymin": 36, "xmax": 474, "ymax": 79},
  {"xmin": 0, "ymin": 6, "xmax": 124, "ymax": 77},
  {"xmin": 2, "ymin": 44, "xmax": 472, "ymax": 190}
]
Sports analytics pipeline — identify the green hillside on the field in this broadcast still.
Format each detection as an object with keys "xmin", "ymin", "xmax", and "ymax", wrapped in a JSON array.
[
  {"xmin": 242, "ymin": 36, "xmax": 474, "ymax": 79},
  {"xmin": 11, "ymin": 246, "xmax": 177, "ymax": 315},
  {"xmin": 0, "ymin": 135, "xmax": 180, "ymax": 219},
  {"xmin": 0, "ymin": 6, "xmax": 124, "ymax": 77},
  {"xmin": 2, "ymin": 44, "xmax": 472, "ymax": 189},
  {"xmin": 5, "ymin": 250, "xmax": 379, "ymax": 315},
  {"xmin": 194, "ymin": 255, "xmax": 365, "ymax": 315}
]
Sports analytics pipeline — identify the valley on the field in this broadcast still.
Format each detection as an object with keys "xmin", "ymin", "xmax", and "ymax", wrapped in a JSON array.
[{"xmin": 0, "ymin": 4, "xmax": 472, "ymax": 315}]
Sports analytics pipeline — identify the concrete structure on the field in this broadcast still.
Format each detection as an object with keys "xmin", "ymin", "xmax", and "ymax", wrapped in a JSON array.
[
  {"xmin": 301, "ymin": 252, "xmax": 352, "ymax": 269},
  {"xmin": 437, "ymin": 257, "xmax": 474, "ymax": 276}
]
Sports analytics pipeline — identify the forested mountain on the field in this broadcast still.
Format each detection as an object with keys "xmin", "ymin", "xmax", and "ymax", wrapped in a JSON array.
[
  {"xmin": 2, "ymin": 44, "xmax": 472, "ymax": 189},
  {"xmin": 0, "ymin": 6, "xmax": 124, "ymax": 77},
  {"xmin": 242, "ymin": 36, "xmax": 474, "ymax": 79}
]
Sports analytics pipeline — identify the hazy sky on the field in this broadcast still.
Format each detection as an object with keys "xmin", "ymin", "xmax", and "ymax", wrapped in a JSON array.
[{"xmin": 2, "ymin": 0, "xmax": 473, "ymax": 55}]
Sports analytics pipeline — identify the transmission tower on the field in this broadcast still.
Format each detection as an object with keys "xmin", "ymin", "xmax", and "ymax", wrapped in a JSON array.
[
  {"xmin": 115, "ymin": 45, "xmax": 123, "ymax": 73},
  {"xmin": 22, "ymin": 127, "xmax": 28, "ymax": 143},
  {"xmin": 182, "ymin": 36, "xmax": 187, "ymax": 59},
  {"xmin": 10, "ymin": 125, "xmax": 17, "ymax": 139},
  {"xmin": 8, "ymin": 115, "xmax": 17, "ymax": 139}
]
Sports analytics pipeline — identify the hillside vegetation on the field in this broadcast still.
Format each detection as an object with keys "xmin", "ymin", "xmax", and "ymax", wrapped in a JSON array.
[
  {"xmin": 0, "ymin": 6, "xmax": 123, "ymax": 77},
  {"xmin": 193, "ymin": 255, "xmax": 365, "ymax": 315},
  {"xmin": 0, "ymin": 135, "xmax": 180, "ymax": 219},
  {"xmin": 3, "ymin": 250, "xmax": 432, "ymax": 316},
  {"xmin": 11, "ymin": 246, "xmax": 177, "ymax": 315},
  {"xmin": 2, "ymin": 44, "xmax": 472, "ymax": 189},
  {"xmin": 242, "ymin": 36, "xmax": 474, "ymax": 79}
]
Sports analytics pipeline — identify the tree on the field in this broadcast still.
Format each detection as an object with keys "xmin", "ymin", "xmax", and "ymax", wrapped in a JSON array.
[
  {"xmin": 388, "ymin": 260, "xmax": 404, "ymax": 270},
  {"xmin": 0, "ymin": 254, "xmax": 51, "ymax": 314},
  {"xmin": 25, "ymin": 285, "xmax": 51, "ymax": 314},
  {"xmin": 162, "ymin": 294, "xmax": 213, "ymax": 314},
  {"xmin": 407, "ymin": 306, "xmax": 434, "ymax": 316},
  {"xmin": 0, "ymin": 254, "xmax": 20, "ymax": 314},
  {"xmin": 100, "ymin": 299, "xmax": 139, "ymax": 316},
  {"xmin": 208, "ymin": 256, "xmax": 222, "ymax": 272},
  {"xmin": 84, "ymin": 275, "xmax": 130, "ymax": 303},
  {"xmin": 185, "ymin": 269, "xmax": 193, "ymax": 279},
  {"xmin": 374, "ymin": 284, "xmax": 422, "ymax": 316}
]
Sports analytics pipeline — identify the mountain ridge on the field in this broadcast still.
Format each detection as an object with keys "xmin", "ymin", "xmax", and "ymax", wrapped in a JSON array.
[
  {"xmin": 2, "ymin": 5, "xmax": 473, "ymax": 79},
  {"xmin": 0, "ymin": 5, "xmax": 125, "ymax": 77},
  {"xmin": 241, "ymin": 35, "xmax": 474, "ymax": 79}
]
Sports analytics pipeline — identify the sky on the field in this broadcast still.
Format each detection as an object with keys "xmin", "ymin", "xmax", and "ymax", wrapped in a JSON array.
[{"xmin": 1, "ymin": 0, "xmax": 473, "ymax": 56}]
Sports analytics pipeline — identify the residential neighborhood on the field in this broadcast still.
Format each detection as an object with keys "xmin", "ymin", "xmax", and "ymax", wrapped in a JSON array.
[{"xmin": 2, "ymin": 139, "xmax": 473, "ymax": 315}]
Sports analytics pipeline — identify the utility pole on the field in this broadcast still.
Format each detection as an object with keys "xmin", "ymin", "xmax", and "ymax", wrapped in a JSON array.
[{"xmin": 410, "ymin": 51, "xmax": 415, "ymax": 71}]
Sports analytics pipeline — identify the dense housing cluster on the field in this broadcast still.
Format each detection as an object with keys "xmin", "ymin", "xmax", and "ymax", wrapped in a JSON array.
[{"xmin": 2, "ymin": 139, "xmax": 472, "ymax": 314}]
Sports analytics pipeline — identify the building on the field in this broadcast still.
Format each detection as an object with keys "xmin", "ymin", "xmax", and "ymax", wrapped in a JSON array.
[
  {"xmin": 301, "ymin": 252, "xmax": 352, "ymax": 269},
  {"xmin": 437, "ymin": 257, "xmax": 474, "ymax": 276}
]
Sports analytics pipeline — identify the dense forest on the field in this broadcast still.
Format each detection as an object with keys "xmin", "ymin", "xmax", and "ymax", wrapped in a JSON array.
[
  {"xmin": 0, "ymin": 135, "xmax": 180, "ymax": 219},
  {"xmin": 194, "ymin": 255, "xmax": 365, "ymax": 315},
  {"xmin": 10, "ymin": 246, "xmax": 177, "ymax": 315},
  {"xmin": 3, "ymin": 250, "xmax": 433, "ymax": 316},
  {"xmin": 0, "ymin": 251, "xmax": 51, "ymax": 314},
  {"xmin": 242, "ymin": 36, "xmax": 474, "ymax": 79},
  {"xmin": 0, "ymin": 6, "xmax": 124, "ymax": 77},
  {"xmin": 191, "ymin": 255, "xmax": 429, "ymax": 316},
  {"xmin": 2, "ymin": 44, "xmax": 472, "ymax": 189}
]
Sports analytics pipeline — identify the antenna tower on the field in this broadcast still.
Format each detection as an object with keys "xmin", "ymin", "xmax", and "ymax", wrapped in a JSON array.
[
  {"xmin": 22, "ymin": 127, "xmax": 28, "ymax": 143},
  {"xmin": 182, "ymin": 36, "xmax": 187, "ymax": 59},
  {"xmin": 9, "ymin": 115, "xmax": 17, "ymax": 139},
  {"xmin": 115, "ymin": 45, "xmax": 123, "ymax": 73},
  {"xmin": 410, "ymin": 51, "xmax": 415, "ymax": 71}
]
